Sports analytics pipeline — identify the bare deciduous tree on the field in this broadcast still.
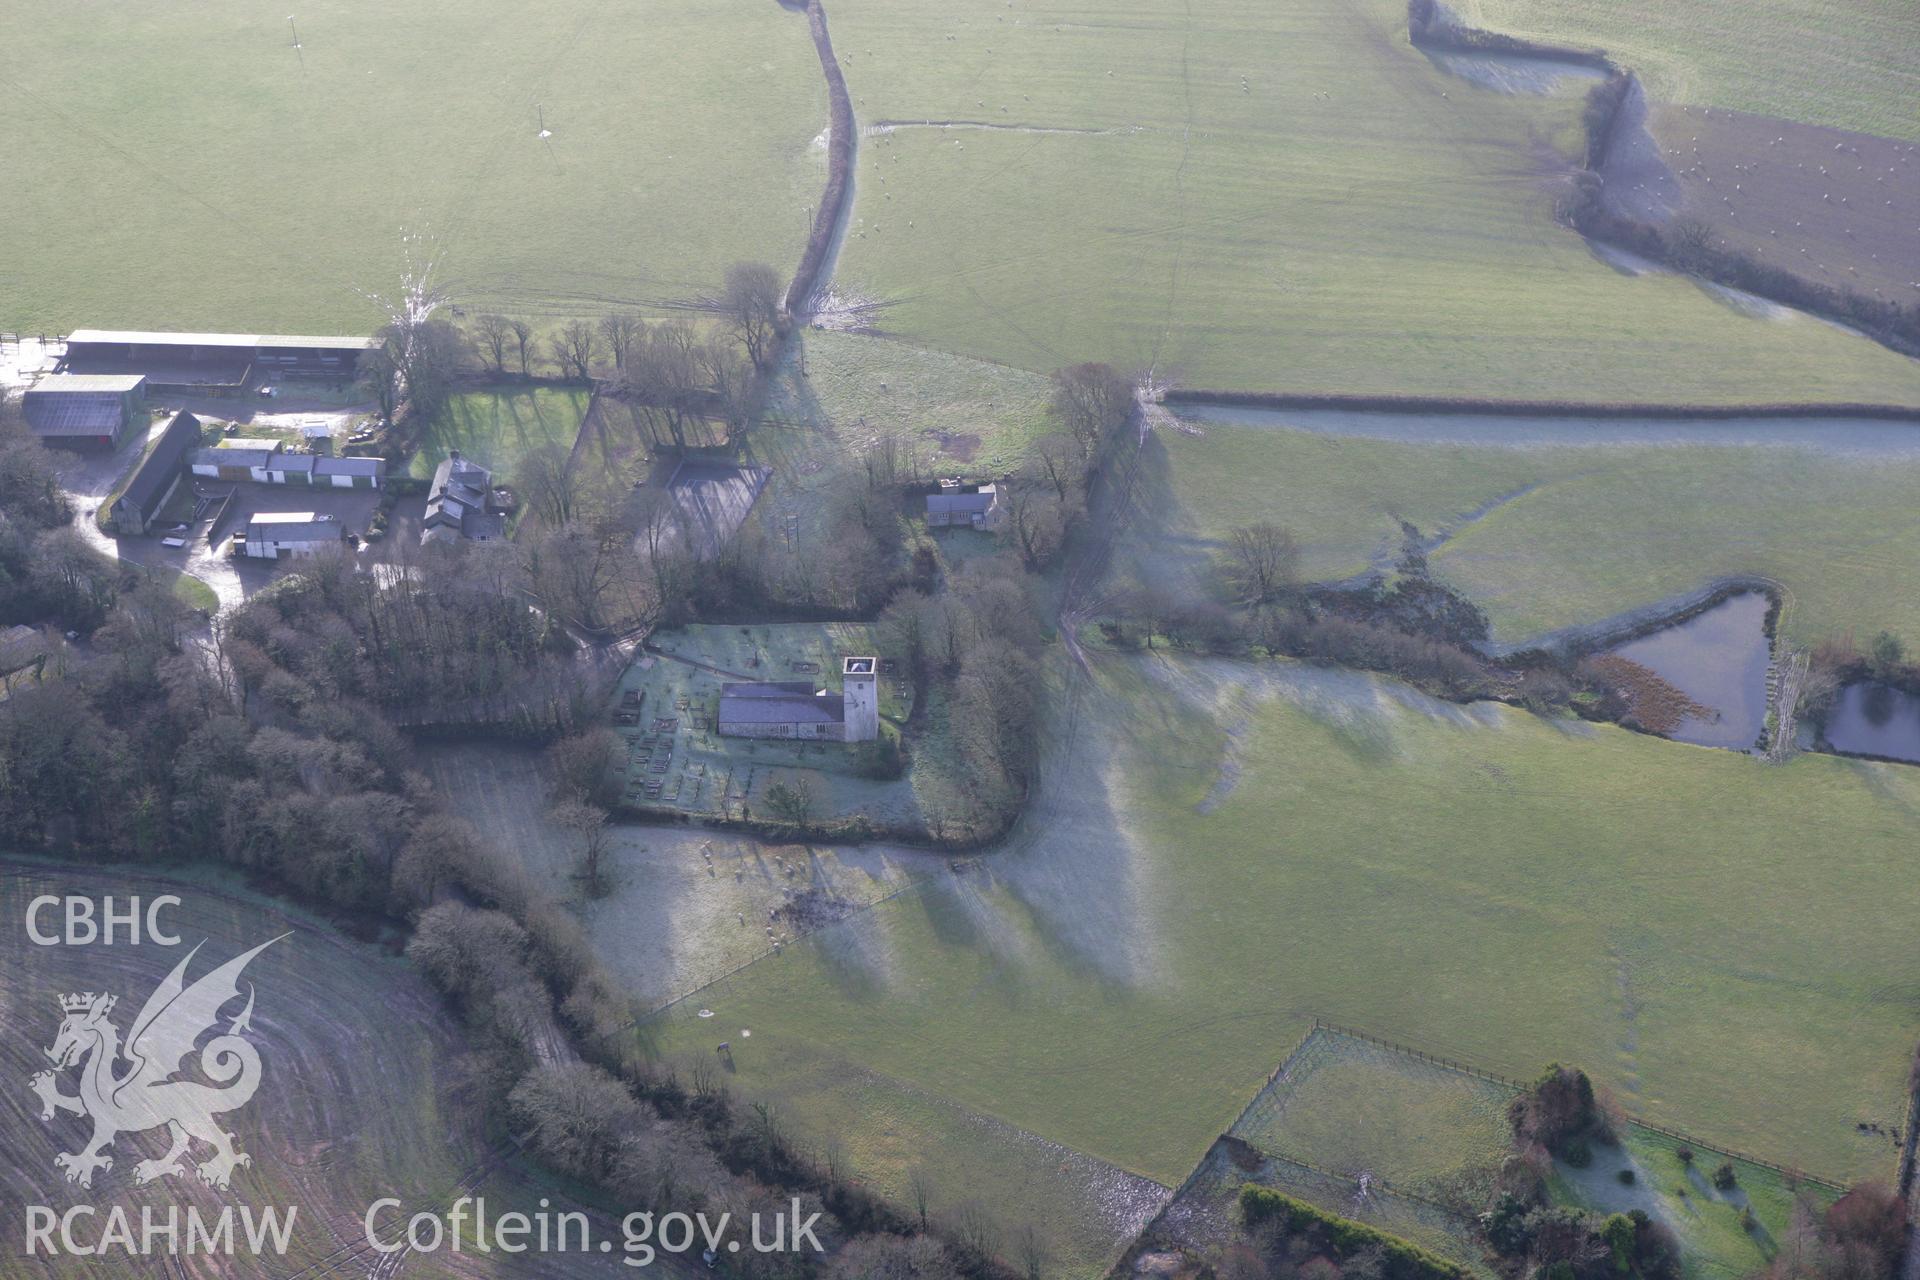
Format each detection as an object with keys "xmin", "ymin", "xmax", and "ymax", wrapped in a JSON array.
[
  {"xmin": 599, "ymin": 313, "xmax": 641, "ymax": 371},
  {"xmin": 475, "ymin": 314, "xmax": 513, "ymax": 375},
  {"xmin": 509, "ymin": 318, "xmax": 536, "ymax": 377},
  {"xmin": 1221, "ymin": 522, "xmax": 1300, "ymax": 605},
  {"xmin": 720, "ymin": 261, "xmax": 784, "ymax": 372},
  {"xmin": 357, "ymin": 345, "xmax": 401, "ymax": 422},
  {"xmin": 550, "ymin": 798, "xmax": 613, "ymax": 898},
  {"xmin": 1000, "ymin": 479, "xmax": 1069, "ymax": 570},
  {"xmin": 764, "ymin": 778, "xmax": 816, "ymax": 827},
  {"xmin": 551, "ymin": 320, "xmax": 598, "ymax": 382},
  {"xmin": 519, "ymin": 443, "xmax": 580, "ymax": 527},
  {"xmin": 1049, "ymin": 362, "xmax": 1134, "ymax": 461}
]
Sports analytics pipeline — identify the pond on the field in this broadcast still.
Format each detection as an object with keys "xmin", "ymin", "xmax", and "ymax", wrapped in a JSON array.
[
  {"xmin": 1609, "ymin": 592, "xmax": 1772, "ymax": 749},
  {"xmin": 1824, "ymin": 682, "xmax": 1920, "ymax": 763}
]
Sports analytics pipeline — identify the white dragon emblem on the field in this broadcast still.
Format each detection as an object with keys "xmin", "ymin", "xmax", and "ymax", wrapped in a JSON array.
[{"xmin": 28, "ymin": 935, "xmax": 286, "ymax": 1190}]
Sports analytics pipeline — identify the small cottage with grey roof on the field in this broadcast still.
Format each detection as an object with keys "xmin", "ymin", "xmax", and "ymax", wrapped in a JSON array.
[{"xmin": 925, "ymin": 483, "xmax": 1002, "ymax": 530}]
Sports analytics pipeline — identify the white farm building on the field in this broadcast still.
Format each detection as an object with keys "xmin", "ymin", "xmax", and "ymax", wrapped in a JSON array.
[
  {"xmin": 191, "ymin": 440, "xmax": 383, "ymax": 488},
  {"xmin": 241, "ymin": 512, "xmax": 345, "ymax": 560}
]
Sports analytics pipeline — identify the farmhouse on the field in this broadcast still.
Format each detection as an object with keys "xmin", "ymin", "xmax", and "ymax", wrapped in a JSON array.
[
  {"xmin": 422, "ymin": 451, "xmax": 507, "ymax": 543},
  {"xmin": 21, "ymin": 374, "xmax": 146, "ymax": 450},
  {"xmin": 110, "ymin": 410, "xmax": 200, "ymax": 536},
  {"xmin": 717, "ymin": 657, "xmax": 880, "ymax": 742},
  {"xmin": 925, "ymin": 483, "xmax": 1002, "ymax": 530},
  {"xmin": 60, "ymin": 329, "xmax": 375, "ymax": 393},
  {"xmin": 241, "ymin": 512, "xmax": 344, "ymax": 560}
]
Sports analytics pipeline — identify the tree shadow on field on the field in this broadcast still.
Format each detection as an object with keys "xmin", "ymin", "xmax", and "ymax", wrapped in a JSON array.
[
  {"xmin": 1108, "ymin": 431, "xmax": 1217, "ymax": 603},
  {"xmin": 976, "ymin": 661, "xmax": 1175, "ymax": 993},
  {"xmin": 811, "ymin": 909, "xmax": 892, "ymax": 1003}
]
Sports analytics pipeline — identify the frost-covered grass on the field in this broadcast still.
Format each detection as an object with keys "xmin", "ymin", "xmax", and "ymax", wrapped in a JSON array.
[{"xmin": 636, "ymin": 653, "xmax": 1919, "ymax": 1273}]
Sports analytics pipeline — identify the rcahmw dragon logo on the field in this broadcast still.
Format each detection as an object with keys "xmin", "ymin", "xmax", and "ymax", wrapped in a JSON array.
[{"xmin": 27, "ymin": 935, "xmax": 287, "ymax": 1191}]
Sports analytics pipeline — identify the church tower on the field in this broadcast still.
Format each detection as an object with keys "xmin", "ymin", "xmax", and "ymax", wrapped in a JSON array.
[{"xmin": 841, "ymin": 656, "xmax": 879, "ymax": 742}]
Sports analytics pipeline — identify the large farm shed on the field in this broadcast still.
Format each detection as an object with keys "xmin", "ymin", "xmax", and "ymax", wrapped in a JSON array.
[
  {"xmin": 60, "ymin": 329, "xmax": 375, "ymax": 393},
  {"xmin": 110, "ymin": 410, "xmax": 200, "ymax": 536},
  {"xmin": 21, "ymin": 374, "xmax": 146, "ymax": 450}
]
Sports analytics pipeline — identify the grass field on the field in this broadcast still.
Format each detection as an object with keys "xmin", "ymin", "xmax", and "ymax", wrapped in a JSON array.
[
  {"xmin": 408, "ymin": 387, "xmax": 592, "ymax": 481},
  {"xmin": 767, "ymin": 331, "xmax": 1056, "ymax": 478},
  {"xmin": 635, "ymin": 653, "xmax": 1920, "ymax": 1273},
  {"xmin": 1230, "ymin": 1028, "xmax": 1513, "ymax": 1203},
  {"xmin": 814, "ymin": 0, "xmax": 1920, "ymax": 403},
  {"xmin": 0, "ymin": 0, "xmax": 826, "ymax": 334},
  {"xmin": 1152, "ymin": 1137, "xmax": 1493, "ymax": 1271},
  {"xmin": 1141, "ymin": 411, "xmax": 1920, "ymax": 648},
  {"xmin": 1464, "ymin": 0, "xmax": 1920, "ymax": 141}
]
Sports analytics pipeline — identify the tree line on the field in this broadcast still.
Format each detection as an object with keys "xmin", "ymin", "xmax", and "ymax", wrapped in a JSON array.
[{"xmin": 360, "ymin": 262, "xmax": 790, "ymax": 437}]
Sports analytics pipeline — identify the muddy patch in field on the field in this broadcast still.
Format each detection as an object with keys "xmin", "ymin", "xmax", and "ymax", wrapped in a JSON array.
[
  {"xmin": 928, "ymin": 428, "xmax": 982, "ymax": 461},
  {"xmin": 1647, "ymin": 102, "xmax": 1920, "ymax": 304}
]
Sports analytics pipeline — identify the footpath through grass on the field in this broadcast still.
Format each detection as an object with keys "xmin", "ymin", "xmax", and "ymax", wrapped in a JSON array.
[
  {"xmin": 638, "ymin": 654, "xmax": 1920, "ymax": 1275},
  {"xmin": 817, "ymin": 0, "xmax": 1920, "ymax": 403}
]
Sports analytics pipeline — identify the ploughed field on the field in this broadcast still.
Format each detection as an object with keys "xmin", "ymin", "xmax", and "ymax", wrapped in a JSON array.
[
  {"xmin": 1142, "ymin": 407, "xmax": 1920, "ymax": 650},
  {"xmin": 815, "ymin": 0, "xmax": 1920, "ymax": 403},
  {"xmin": 0, "ymin": 0, "xmax": 826, "ymax": 333},
  {"xmin": 634, "ymin": 654, "xmax": 1920, "ymax": 1276},
  {"xmin": 1600, "ymin": 99, "xmax": 1920, "ymax": 307}
]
